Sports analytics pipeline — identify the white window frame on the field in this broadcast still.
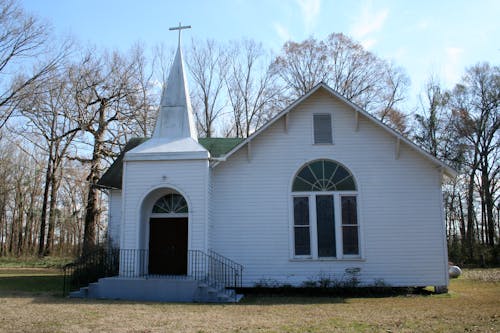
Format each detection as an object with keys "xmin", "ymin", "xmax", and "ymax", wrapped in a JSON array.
[
  {"xmin": 339, "ymin": 194, "xmax": 361, "ymax": 259},
  {"xmin": 312, "ymin": 113, "xmax": 334, "ymax": 145},
  {"xmin": 290, "ymin": 191, "xmax": 361, "ymax": 261},
  {"xmin": 291, "ymin": 196, "xmax": 312, "ymax": 258}
]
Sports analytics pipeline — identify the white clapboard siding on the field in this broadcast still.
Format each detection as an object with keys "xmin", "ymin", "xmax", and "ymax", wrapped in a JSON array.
[
  {"xmin": 107, "ymin": 190, "xmax": 122, "ymax": 247},
  {"xmin": 121, "ymin": 159, "xmax": 209, "ymax": 251},
  {"xmin": 210, "ymin": 89, "xmax": 447, "ymax": 287}
]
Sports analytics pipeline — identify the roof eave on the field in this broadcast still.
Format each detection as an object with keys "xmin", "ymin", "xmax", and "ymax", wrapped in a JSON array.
[{"xmin": 212, "ymin": 84, "xmax": 325, "ymax": 168}]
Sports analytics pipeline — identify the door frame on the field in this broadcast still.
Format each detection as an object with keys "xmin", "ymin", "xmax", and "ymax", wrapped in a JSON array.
[{"xmin": 137, "ymin": 186, "xmax": 192, "ymax": 276}]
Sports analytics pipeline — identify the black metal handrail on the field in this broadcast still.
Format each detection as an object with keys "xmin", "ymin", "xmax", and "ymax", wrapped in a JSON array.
[
  {"xmin": 62, "ymin": 247, "xmax": 119, "ymax": 296},
  {"xmin": 207, "ymin": 249, "xmax": 243, "ymax": 289},
  {"xmin": 62, "ymin": 248, "xmax": 243, "ymax": 296}
]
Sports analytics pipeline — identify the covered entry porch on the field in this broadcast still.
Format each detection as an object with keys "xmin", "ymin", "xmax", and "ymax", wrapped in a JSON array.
[{"xmin": 64, "ymin": 188, "xmax": 243, "ymax": 302}]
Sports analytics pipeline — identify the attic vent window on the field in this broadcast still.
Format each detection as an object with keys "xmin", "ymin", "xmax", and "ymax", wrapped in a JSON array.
[{"xmin": 313, "ymin": 114, "xmax": 333, "ymax": 144}]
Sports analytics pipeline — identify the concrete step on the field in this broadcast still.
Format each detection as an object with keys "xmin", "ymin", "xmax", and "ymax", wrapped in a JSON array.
[
  {"xmin": 68, "ymin": 277, "xmax": 244, "ymax": 303},
  {"xmin": 234, "ymin": 294, "xmax": 244, "ymax": 302},
  {"xmin": 194, "ymin": 281, "xmax": 243, "ymax": 303},
  {"xmin": 219, "ymin": 293, "xmax": 244, "ymax": 303},
  {"xmin": 87, "ymin": 282, "xmax": 100, "ymax": 298},
  {"xmin": 68, "ymin": 286, "xmax": 88, "ymax": 298}
]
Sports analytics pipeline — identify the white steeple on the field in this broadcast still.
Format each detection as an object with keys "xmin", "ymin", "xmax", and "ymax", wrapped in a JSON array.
[
  {"xmin": 125, "ymin": 24, "xmax": 208, "ymax": 161},
  {"xmin": 153, "ymin": 24, "xmax": 198, "ymax": 141}
]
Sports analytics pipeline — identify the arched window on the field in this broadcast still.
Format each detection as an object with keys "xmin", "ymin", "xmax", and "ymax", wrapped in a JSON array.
[
  {"xmin": 152, "ymin": 193, "xmax": 188, "ymax": 214},
  {"xmin": 292, "ymin": 160, "xmax": 356, "ymax": 192},
  {"xmin": 291, "ymin": 160, "xmax": 360, "ymax": 259}
]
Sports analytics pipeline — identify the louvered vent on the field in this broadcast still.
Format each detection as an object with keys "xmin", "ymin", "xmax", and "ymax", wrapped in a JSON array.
[{"xmin": 313, "ymin": 114, "xmax": 332, "ymax": 144}]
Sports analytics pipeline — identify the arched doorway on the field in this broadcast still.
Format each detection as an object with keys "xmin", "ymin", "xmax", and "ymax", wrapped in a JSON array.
[{"xmin": 148, "ymin": 192, "xmax": 188, "ymax": 275}]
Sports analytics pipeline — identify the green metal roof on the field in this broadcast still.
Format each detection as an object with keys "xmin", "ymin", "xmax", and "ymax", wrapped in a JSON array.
[
  {"xmin": 198, "ymin": 138, "xmax": 244, "ymax": 158},
  {"xmin": 98, "ymin": 137, "xmax": 244, "ymax": 189}
]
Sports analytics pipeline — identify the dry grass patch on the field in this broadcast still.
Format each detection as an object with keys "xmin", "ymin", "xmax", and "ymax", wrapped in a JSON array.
[
  {"xmin": 0, "ymin": 268, "xmax": 498, "ymax": 332},
  {"xmin": 462, "ymin": 268, "xmax": 500, "ymax": 282}
]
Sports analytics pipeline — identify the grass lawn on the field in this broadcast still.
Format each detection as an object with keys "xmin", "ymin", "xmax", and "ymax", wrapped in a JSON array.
[{"xmin": 0, "ymin": 267, "xmax": 498, "ymax": 332}]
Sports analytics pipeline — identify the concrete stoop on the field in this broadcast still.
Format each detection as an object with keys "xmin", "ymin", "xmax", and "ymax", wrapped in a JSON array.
[
  {"xmin": 68, "ymin": 276, "xmax": 243, "ymax": 303},
  {"xmin": 68, "ymin": 287, "xmax": 88, "ymax": 298},
  {"xmin": 193, "ymin": 281, "xmax": 244, "ymax": 303}
]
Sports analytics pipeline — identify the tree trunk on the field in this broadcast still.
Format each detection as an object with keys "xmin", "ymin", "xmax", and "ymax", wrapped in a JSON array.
[
  {"xmin": 44, "ymin": 171, "xmax": 60, "ymax": 255},
  {"xmin": 482, "ymin": 168, "xmax": 495, "ymax": 247},
  {"xmin": 38, "ymin": 148, "xmax": 53, "ymax": 257},
  {"xmin": 82, "ymin": 101, "xmax": 106, "ymax": 255},
  {"xmin": 466, "ymin": 170, "xmax": 476, "ymax": 261},
  {"xmin": 82, "ymin": 168, "xmax": 100, "ymax": 254},
  {"xmin": 458, "ymin": 193, "xmax": 466, "ymax": 252}
]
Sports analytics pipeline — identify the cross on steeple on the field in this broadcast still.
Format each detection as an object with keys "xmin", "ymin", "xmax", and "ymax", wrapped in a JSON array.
[{"xmin": 169, "ymin": 22, "xmax": 191, "ymax": 47}]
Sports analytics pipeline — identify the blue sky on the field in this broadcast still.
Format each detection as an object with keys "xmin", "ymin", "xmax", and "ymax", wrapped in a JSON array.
[{"xmin": 21, "ymin": 0, "xmax": 499, "ymax": 109}]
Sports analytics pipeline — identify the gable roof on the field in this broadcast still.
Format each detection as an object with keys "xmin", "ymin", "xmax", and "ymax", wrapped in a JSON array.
[
  {"xmin": 213, "ymin": 82, "xmax": 457, "ymax": 178},
  {"xmin": 98, "ymin": 137, "xmax": 243, "ymax": 189}
]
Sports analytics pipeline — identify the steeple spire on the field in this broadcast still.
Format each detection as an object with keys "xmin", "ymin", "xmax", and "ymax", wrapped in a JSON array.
[
  {"xmin": 152, "ymin": 23, "xmax": 198, "ymax": 141},
  {"xmin": 127, "ymin": 24, "xmax": 207, "ymax": 160}
]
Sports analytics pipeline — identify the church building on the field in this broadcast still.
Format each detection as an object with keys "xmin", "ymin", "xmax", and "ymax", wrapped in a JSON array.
[{"xmin": 91, "ymin": 29, "xmax": 456, "ymax": 302}]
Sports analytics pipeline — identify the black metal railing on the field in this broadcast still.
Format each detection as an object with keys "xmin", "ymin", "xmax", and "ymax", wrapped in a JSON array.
[
  {"xmin": 62, "ymin": 248, "xmax": 243, "ymax": 296},
  {"xmin": 62, "ymin": 247, "xmax": 119, "ymax": 296},
  {"xmin": 208, "ymin": 249, "xmax": 243, "ymax": 289}
]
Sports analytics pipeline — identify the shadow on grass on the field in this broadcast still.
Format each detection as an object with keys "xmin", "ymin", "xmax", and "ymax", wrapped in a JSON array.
[
  {"xmin": 24, "ymin": 295, "xmax": 350, "ymax": 306},
  {"xmin": 240, "ymin": 295, "xmax": 347, "ymax": 305},
  {"xmin": 0, "ymin": 275, "xmax": 64, "ymax": 294},
  {"xmin": 0, "ymin": 273, "xmax": 434, "ymax": 306},
  {"xmin": 239, "ymin": 286, "xmax": 434, "ymax": 297}
]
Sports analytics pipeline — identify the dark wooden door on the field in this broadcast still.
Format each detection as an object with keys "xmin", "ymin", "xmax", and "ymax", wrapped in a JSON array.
[{"xmin": 148, "ymin": 218, "xmax": 188, "ymax": 275}]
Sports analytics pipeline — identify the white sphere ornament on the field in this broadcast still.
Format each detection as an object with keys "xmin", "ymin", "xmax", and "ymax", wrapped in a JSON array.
[{"xmin": 449, "ymin": 265, "xmax": 462, "ymax": 278}]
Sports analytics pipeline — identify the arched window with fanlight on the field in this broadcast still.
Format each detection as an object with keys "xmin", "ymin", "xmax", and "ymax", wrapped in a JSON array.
[
  {"xmin": 152, "ymin": 193, "xmax": 188, "ymax": 215},
  {"xmin": 291, "ymin": 160, "xmax": 360, "ymax": 259}
]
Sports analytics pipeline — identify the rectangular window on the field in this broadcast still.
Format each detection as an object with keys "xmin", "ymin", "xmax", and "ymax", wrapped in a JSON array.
[
  {"xmin": 316, "ymin": 195, "xmax": 336, "ymax": 257},
  {"xmin": 293, "ymin": 197, "xmax": 310, "ymax": 256},
  {"xmin": 341, "ymin": 196, "xmax": 359, "ymax": 255},
  {"xmin": 313, "ymin": 114, "xmax": 333, "ymax": 144}
]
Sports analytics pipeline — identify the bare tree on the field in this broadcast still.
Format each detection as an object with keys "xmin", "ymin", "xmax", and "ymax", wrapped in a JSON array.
[
  {"xmin": 271, "ymin": 33, "xmax": 409, "ymax": 129},
  {"xmin": 226, "ymin": 40, "xmax": 282, "ymax": 137},
  {"xmin": 413, "ymin": 76, "xmax": 464, "ymax": 163},
  {"xmin": 413, "ymin": 76, "xmax": 469, "ymax": 259},
  {"xmin": 0, "ymin": 0, "xmax": 66, "ymax": 129},
  {"xmin": 0, "ymin": 133, "xmax": 44, "ymax": 256},
  {"xmin": 187, "ymin": 39, "xmax": 228, "ymax": 137},
  {"xmin": 69, "ymin": 47, "xmax": 144, "ymax": 254},
  {"xmin": 125, "ymin": 44, "xmax": 158, "ymax": 138},
  {"xmin": 57, "ymin": 160, "xmax": 88, "ymax": 254},
  {"xmin": 270, "ymin": 37, "xmax": 329, "ymax": 97},
  {"xmin": 449, "ymin": 63, "xmax": 499, "ymax": 260},
  {"xmin": 16, "ymin": 65, "xmax": 80, "ymax": 255},
  {"xmin": 376, "ymin": 62, "xmax": 410, "ymax": 127}
]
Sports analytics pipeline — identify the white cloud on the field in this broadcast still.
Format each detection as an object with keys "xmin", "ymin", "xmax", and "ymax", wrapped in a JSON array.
[
  {"xmin": 416, "ymin": 19, "xmax": 429, "ymax": 31},
  {"xmin": 360, "ymin": 39, "xmax": 376, "ymax": 50},
  {"xmin": 274, "ymin": 22, "xmax": 291, "ymax": 42},
  {"xmin": 390, "ymin": 47, "xmax": 407, "ymax": 61},
  {"xmin": 443, "ymin": 47, "xmax": 464, "ymax": 85},
  {"xmin": 350, "ymin": 0, "xmax": 389, "ymax": 40},
  {"xmin": 296, "ymin": 0, "xmax": 321, "ymax": 32}
]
